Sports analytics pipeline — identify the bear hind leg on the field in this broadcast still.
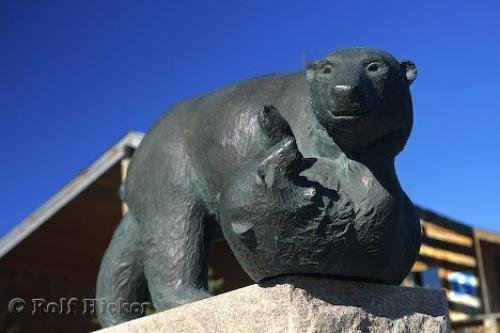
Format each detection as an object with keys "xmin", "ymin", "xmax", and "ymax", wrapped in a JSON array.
[{"xmin": 96, "ymin": 212, "xmax": 150, "ymax": 327}]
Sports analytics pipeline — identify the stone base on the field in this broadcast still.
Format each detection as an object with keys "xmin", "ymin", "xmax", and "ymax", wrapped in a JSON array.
[{"xmin": 97, "ymin": 276, "xmax": 451, "ymax": 333}]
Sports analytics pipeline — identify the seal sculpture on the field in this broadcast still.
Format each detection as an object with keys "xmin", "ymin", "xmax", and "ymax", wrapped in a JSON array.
[{"xmin": 96, "ymin": 47, "xmax": 421, "ymax": 327}]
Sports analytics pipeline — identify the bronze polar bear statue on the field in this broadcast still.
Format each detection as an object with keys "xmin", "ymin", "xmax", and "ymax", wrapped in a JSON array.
[{"xmin": 96, "ymin": 47, "xmax": 421, "ymax": 326}]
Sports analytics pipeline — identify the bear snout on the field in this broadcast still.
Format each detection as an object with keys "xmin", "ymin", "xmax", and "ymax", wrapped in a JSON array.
[{"xmin": 330, "ymin": 84, "xmax": 371, "ymax": 116}]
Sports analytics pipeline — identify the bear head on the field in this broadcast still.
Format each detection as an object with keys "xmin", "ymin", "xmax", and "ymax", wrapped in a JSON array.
[{"xmin": 307, "ymin": 48, "xmax": 417, "ymax": 156}]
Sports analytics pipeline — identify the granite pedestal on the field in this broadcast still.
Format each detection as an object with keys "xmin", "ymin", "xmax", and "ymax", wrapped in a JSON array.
[{"xmin": 97, "ymin": 276, "xmax": 450, "ymax": 333}]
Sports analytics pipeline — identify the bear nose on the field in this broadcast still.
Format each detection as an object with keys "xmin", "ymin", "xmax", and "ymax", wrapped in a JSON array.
[
  {"xmin": 332, "ymin": 85, "xmax": 363, "ymax": 102},
  {"xmin": 331, "ymin": 84, "xmax": 368, "ymax": 114}
]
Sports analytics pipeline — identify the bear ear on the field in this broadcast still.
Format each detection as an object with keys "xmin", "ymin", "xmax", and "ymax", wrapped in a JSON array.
[
  {"xmin": 401, "ymin": 60, "xmax": 417, "ymax": 84},
  {"xmin": 306, "ymin": 60, "xmax": 319, "ymax": 82}
]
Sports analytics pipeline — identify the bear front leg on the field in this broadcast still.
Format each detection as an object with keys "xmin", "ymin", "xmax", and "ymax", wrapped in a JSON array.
[{"xmin": 142, "ymin": 187, "xmax": 213, "ymax": 311}]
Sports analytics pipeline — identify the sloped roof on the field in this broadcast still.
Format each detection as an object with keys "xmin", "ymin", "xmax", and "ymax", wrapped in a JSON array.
[{"xmin": 0, "ymin": 131, "xmax": 144, "ymax": 258}]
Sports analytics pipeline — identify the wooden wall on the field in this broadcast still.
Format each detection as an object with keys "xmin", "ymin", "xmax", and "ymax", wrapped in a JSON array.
[
  {"xmin": 0, "ymin": 164, "xmax": 123, "ymax": 333},
  {"xmin": 412, "ymin": 208, "xmax": 483, "ymax": 321}
]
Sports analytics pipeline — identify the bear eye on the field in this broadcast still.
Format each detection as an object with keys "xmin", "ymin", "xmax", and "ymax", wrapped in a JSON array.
[
  {"xmin": 320, "ymin": 62, "xmax": 335, "ymax": 74},
  {"xmin": 366, "ymin": 61, "xmax": 383, "ymax": 72}
]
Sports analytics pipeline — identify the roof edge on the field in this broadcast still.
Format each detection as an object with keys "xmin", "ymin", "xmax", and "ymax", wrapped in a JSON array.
[{"xmin": 0, "ymin": 131, "xmax": 144, "ymax": 258}]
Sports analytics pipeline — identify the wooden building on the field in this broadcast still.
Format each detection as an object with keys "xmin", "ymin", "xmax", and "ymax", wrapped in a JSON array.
[
  {"xmin": 0, "ymin": 132, "xmax": 499, "ymax": 332},
  {"xmin": 407, "ymin": 209, "xmax": 500, "ymax": 332}
]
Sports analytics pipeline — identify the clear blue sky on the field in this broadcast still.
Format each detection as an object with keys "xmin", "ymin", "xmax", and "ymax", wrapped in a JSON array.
[{"xmin": 1, "ymin": 0, "xmax": 499, "ymax": 236}]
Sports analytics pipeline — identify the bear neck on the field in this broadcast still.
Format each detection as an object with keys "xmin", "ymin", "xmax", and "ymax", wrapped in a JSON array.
[{"xmin": 336, "ymin": 134, "xmax": 406, "ymax": 197}]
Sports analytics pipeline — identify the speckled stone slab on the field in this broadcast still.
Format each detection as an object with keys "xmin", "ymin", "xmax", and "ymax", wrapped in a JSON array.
[{"xmin": 96, "ymin": 275, "xmax": 450, "ymax": 333}]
